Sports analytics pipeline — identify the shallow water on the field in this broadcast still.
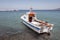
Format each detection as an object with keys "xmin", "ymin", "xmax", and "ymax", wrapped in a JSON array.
[{"xmin": 0, "ymin": 10, "xmax": 60, "ymax": 40}]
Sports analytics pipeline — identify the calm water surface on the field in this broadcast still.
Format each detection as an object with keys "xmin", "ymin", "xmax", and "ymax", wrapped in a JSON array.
[{"xmin": 0, "ymin": 10, "xmax": 60, "ymax": 40}]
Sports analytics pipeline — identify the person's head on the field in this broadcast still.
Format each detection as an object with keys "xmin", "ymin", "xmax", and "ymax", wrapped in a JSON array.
[
  {"xmin": 45, "ymin": 21, "xmax": 48, "ymax": 23},
  {"xmin": 45, "ymin": 21, "xmax": 48, "ymax": 25}
]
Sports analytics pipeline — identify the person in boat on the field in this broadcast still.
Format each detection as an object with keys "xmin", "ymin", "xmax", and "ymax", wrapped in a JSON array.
[
  {"xmin": 28, "ymin": 12, "xmax": 35, "ymax": 22},
  {"xmin": 39, "ymin": 21, "xmax": 52, "ymax": 27},
  {"xmin": 35, "ymin": 20, "xmax": 52, "ymax": 28},
  {"xmin": 44, "ymin": 21, "xmax": 52, "ymax": 27},
  {"xmin": 32, "ymin": 17, "xmax": 46, "ymax": 26}
]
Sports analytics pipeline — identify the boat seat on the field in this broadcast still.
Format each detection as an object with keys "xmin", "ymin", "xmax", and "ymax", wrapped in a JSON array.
[{"xmin": 31, "ymin": 22, "xmax": 40, "ymax": 26}]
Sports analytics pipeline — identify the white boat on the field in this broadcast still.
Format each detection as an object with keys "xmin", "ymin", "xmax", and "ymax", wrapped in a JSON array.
[{"xmin": 21, "ymin": 8, "xmax": 54, "ymax": 33}]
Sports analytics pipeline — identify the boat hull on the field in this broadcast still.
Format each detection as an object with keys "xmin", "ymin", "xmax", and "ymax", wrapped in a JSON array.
[
  {"xmin": 21, "ymin": 14, "xmax": 54, "ymax": 34},
  {"xmin": 22, "ymin": 21, "xmax": 41, "ymax": 33}
]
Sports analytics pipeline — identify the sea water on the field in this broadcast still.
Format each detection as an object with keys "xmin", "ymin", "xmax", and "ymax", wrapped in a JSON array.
[{"xmin": 0, "ymin": 10, "xmax": 60, "ymax": 40}]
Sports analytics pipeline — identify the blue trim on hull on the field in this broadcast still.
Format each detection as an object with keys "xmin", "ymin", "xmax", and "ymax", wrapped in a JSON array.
[{"xmin": 23, "ymin": 20, "xmax": 40, "ymax": 30}]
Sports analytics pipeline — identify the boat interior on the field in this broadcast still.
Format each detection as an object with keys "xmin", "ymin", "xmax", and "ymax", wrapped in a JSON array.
[{"xmin": 28, "ymin": 12, "xmax": 53, "ymax": 28}]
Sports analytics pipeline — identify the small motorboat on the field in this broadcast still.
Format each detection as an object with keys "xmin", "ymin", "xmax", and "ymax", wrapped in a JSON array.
[{"xmin": 21, "ymin": 8, "xmax": 54, "ymax": 33}]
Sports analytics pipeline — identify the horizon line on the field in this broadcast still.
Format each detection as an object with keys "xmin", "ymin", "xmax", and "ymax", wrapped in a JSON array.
[{"xmin": 0, "ymin": 8, "xmax": 60, "ymax": 11}]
